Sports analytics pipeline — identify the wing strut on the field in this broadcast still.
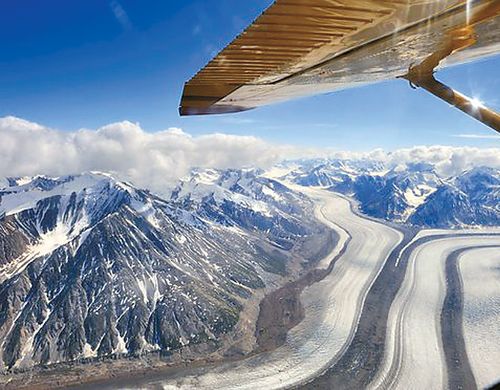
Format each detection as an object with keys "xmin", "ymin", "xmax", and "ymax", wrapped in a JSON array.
[
  {"xmin": 405, "ymin": 73, "xmax": 500, "ymax": 133},
  {"xmin": 404, "ymin": 7, "xmax": 500, "ymax": 134}
]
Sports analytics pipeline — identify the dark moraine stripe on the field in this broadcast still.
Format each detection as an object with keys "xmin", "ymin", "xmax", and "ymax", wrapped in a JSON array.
[
  {"xmin": 255, "ymin": 228, "xmax": 347, "ymax": 353},
  {"xmin": 301, "ymin": 233, "xmax": 500, "ymax": 390},
  {"xmin": 442, "ymin": 245, "xmax": 500, "ymax": 390},
  {"xmin": 59, "ymin": 224, "xmax": 500, "ymax": 390}
]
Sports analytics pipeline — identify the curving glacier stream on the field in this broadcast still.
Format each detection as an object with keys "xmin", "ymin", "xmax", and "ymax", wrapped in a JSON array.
[{"xmin": 95, "ymin": 187, "xmax": 500, "ymax": 390}]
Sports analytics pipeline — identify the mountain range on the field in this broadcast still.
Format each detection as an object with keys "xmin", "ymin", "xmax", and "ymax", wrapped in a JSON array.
[
  {"xmin": 0, "ymin": 171, "xmax": 324, "ymax": 371},
  {"xmin": 1, "ymin": 159, "xmax": 498, "ymax": 372},
  {"xmin": 288, "ymin": 160, "xmax": 500, "ymax": 228}
]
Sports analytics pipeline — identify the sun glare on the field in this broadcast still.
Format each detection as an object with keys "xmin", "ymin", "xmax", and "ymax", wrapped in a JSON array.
[{"xmin": 470, "ymin": 96, "xmax": 485, "ymax": 110}]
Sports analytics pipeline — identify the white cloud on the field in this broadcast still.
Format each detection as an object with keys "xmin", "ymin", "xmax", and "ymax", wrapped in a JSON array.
[
  {"xmin": 294, "ymin": 145, "xmax": 500, "ymax": 177},
  {"xmin": 355, "ymin": 145, "xmax": 500, "ymax": 177},
  {"xmin": 1, "ymin": 117, "xmax": 499, "ymax": 195},
  {"xmin": 165, "ymin": 127, "xmax": 190, "ymax": 136},
  {"xmin": 110, "ymin": 0, "xmax": 132, "ymax": 30},
  {"xmin": 0, "ymin": 117, "xmax": 301, "ymax": 194}
]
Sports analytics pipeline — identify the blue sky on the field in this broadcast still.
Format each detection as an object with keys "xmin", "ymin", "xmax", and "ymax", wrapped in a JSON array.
[{"xmin": 1, "ymin": 0, "xmax": 499, "ymax": 151}]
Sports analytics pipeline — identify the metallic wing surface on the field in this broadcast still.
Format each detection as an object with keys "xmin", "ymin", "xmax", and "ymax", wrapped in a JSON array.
[{"xmin": 179, "ymin": 0, "xmax": 500, "ymax": 127}]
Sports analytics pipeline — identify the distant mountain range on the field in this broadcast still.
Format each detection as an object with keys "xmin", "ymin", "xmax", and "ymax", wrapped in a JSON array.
[
  {"xmin": 1, "ymin": 159, "xmax": 498, "ymax": 371},
  {"xmin": 0, "ymin": 171, "xmax": 323, "ymax": 371},
  {"xmin": 288, "ymin": 160, "xmax": 500, "ymax": 228},
  {"xmin": 171, "ymin": 168, "xmax": 312, "ymax": 250}
]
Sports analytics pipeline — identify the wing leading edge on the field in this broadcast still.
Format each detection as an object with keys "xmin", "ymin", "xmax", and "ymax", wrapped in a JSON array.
[{"xmin": 179, "ymin": 0, "xmax": 500, "ymax": 131}]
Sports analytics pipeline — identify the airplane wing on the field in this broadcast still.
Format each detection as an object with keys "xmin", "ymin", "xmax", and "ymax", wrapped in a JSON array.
[{"xmin": 179, "ymin": 0, "xmax": 500, "ymax": 131}]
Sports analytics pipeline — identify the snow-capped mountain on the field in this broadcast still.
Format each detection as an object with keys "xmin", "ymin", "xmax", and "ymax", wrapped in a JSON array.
[
  {"xmin": 171, "ymin": 168, "xmax": 318, "ymax": 250},
  {"xmin": 289, "ymin": 159, "xmax": 386, "ymax": 188},
  {"xmin": 409, "ymin": 167, "xmax": 500, "ymax": 227},
  {"xmin": 287, "ymin": 160, "xmax": 499, "ymax": 228},
  {"xmin": 347, "ymin": 163, "xmax": 443, "ymax": 222},
  {"xmin": 0, "ymin": 172, "xmax": 318, "ymax": 371},
  {"xmin": 2, "ymin": 161, "xmax": 496, "ymax": 372}
]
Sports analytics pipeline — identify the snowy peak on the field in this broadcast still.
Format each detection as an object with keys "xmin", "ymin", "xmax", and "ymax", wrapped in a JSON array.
[
  {"xmin": 384, "ymin": 167, "xmax": 442, "ymax": 211},
  {"xmin": 455, "ymin": 167, "xmax": 500, "ymax": 195},
  {"xmin": 172, "ymin": 168, "xmax": 305, "ymax": 217},
  {"xmin": 172, "ymin": 168, "xmax": 315, "ymax": 249},
  {"xmin": 286, "ymin": 159, "xmax": 499, "ymax": 228},
  {"xmin": 0, "ymin": 172, "xmax": 136, "ymax": 217},
  {"xmin": 0, "ymin": 172, "xmax": 200, "ymax": 284},
  {"xmin": 0, "ymin": 169, "xmax": 321, "ymax": 371},
  {"xmin": 409, "ymin": 168, "xmax": 500, "ymax": 227},
  {"xmin": 290, "ymin": 159, "xmax": 386, "ymax": 188}
]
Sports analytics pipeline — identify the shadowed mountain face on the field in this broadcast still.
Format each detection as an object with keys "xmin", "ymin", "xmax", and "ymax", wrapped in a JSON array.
[
  {"xmin": 171, "ymin": 168, "xmax": 314, "ymax": 251},
  {"xmin": 409, "ymin": 167, "xmax": 500, "ymax": 227},
  {"xmin": 0, "ymin": 172, "xmax": 319, "ymax": 371},
  {"xmin": 288, "ymin": 161, "xmax": 500, "ymax": 228}
]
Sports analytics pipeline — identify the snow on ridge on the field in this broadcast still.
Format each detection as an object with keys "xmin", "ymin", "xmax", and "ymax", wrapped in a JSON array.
[
  {"xmin": 403, "ymin": 184, "xmax": 437, "ymax": 209},
  {"xmin": 262, "ymin": 184, "xmax": 283, "ymax": 202},
  {"xmin": 0, "ymin": 172, "xmax": 138, "ymax": 217},
  {"xmin": 173, "ymin": 168, "xmax": 278, "ymax": 218},
  {"xmin": 190, "ymin": 168, "xmax": 221, "ymax": 186},
  {"xmin": 0, "ymin": 222, "xmax": 82, "ymax": 284},
  {"xmin": 130, "ymin": 198, "xmax": 162, "ymax": 228},
  {"xmin": 0, "ymin": 171, "xmax": 143, "ymax": 282},
  {"xmin": 0, "ymin": 196, "xmax": 93, "ymax": 283}
]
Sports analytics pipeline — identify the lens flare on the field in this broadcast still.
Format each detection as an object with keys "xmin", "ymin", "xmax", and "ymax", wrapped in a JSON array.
[{"xmin": 470, "ymin": 97, "xmax": 485, "ymax": 110}]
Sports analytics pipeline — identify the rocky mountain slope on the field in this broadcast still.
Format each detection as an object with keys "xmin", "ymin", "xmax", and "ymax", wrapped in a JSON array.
[
  {"xmin": 287, "ymin": 160, "xmax": 499, "ymax": 228},
  {"xmin": 0, "ymin": 172, "xmax": 322, "ymax": 371},
  {"xmin": 409, "ymin": 167, "xmax": 500, "ymax": 227},
  {"xmin": 171, "ymin": 168, "xmax": 316, "ymax": 251}
]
